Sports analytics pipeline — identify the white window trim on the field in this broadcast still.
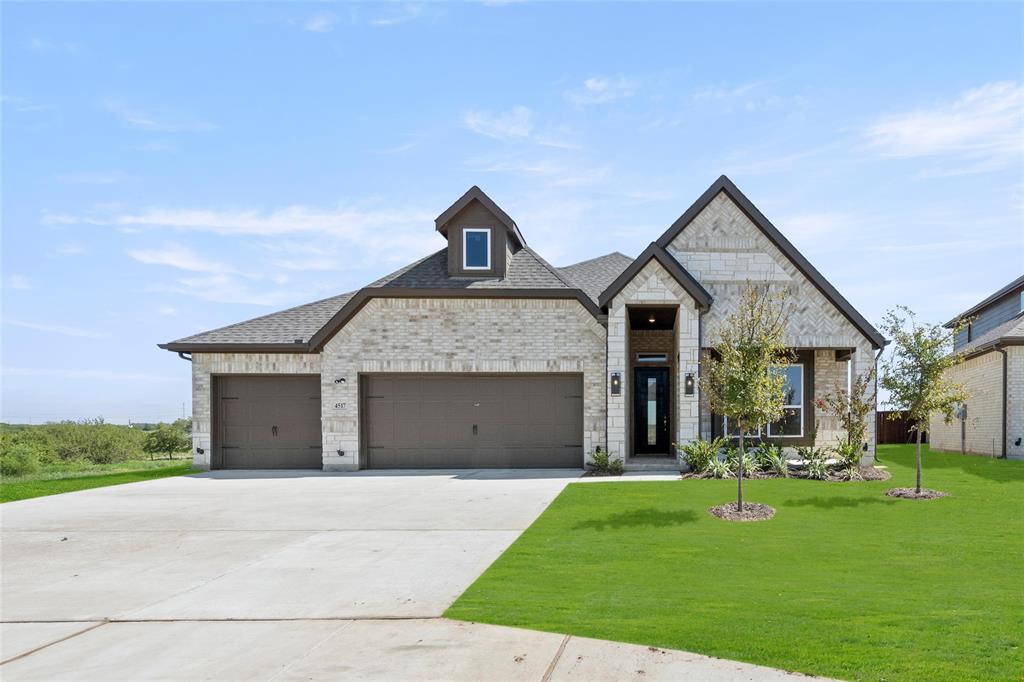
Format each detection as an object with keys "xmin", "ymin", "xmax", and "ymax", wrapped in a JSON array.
[
  {"xmin": 723, "ymin": 363, "xmax": 805, "ymax": 439},
  {"xmin": 462, "ymin": 228, "xmax": 491, "ymax": 270}
]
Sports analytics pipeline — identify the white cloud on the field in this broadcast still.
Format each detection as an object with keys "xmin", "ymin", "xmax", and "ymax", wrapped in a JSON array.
[
  {"xmin": 6, "ymin": 274, "xmax": 32, "ymax": 290},
  {"xmin": 27, "ymin": 37, "xmax": 80, "ymax": 53},
  {"xmin": 465, "ymin": 155, "xmax": 611, "ymax": 187},
  {"xmin": 692, "ymin": 81, "xmax": 804, "ymax": 112},
  {"xmin": 130, "ymin": 140, "xmax": 177, "ymax": 153},
  {"xmin": 103, "ymin": 99, "xmax": 216, "ymax": 133},
  {"xmin": 304, "ymin": 12, "xmax": 337, "ymax": 32},
  {"xmin": 273, "ymin": 256, "xmax": 340, "ymax": 271},
  {"xmin": 128, "ymin": 244, "xmax": 229, "ymax": 273},
  {"xmin": 1, "ymin": 95, "xmax": 51, "ymax": 113},
  {"xmin": 566, "ymin": 77, "xmax": 637, "ymax": 106},
  {"xmin": 864, "ymin": 81, "xmax": 1024, "ymax": 170},
  {"xmin": 2, "ymin": 367, "xmax": 182, "ymax": 382},
  {"xmin": 157, "ymin": 306, "xmax": 178, "ymax": 316},
  {"xmin": 464, "ymin": 106, "xmax": 534, "ymax": 141},
  {"xmin": 4, "ymin": 319, "xmax": 106, "ymax": 339},
  {"xmin": 57, "ymin": 243, "xmax": 85, "ymax": 255}
]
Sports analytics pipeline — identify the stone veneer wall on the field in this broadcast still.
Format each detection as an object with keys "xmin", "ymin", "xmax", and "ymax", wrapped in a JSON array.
[
  {"xmin": 190, "ymin": 352, "xmax": 323, "ymax": 470},
  {"xmin": 320, "ymin": 297, "xmax": 606, "ymax": 471},
  {"xmin": 669, "ymin": 191, "xmax": 878, "ymax": 462},
  {"xmin": 929, "ymin": 349, "xmax": 1012, "ymax": 458},
  {"xmin": 607, "ymin": 260, "xmax": 701, "ymax": 461}
]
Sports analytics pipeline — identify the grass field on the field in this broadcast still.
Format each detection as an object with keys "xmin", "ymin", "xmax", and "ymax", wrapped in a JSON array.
[
  {"xmin": 1, "ymin": 459, "xmax": 197, "ymax": 503},
  {"xmin": 446, "ymin": 445, "xmax": 1023, "ymax": 681}
]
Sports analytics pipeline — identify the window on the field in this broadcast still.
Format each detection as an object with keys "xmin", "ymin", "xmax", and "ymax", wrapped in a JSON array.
[
  {"xmin": 463, "ymin": 228, "xmax": 491, "ymax": 270},
  {"xmin": 768, "ymin": 364, "xmax": 803, "ymax": 437},
  {"xmin": 636, "ymin": 353, "xmax": 668, "ymax": 363},
  {"xmin": 722, "ymin": 363, "xmax": 804, "ymax": 438}
]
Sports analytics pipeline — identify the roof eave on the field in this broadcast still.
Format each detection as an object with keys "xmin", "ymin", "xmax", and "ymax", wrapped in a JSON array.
[
  {"xmin": 597, "ymin": 243, "xmax": 713, "ymax": 310},
  {"xmin": 158, "ymin": 342, "xmax": 313, "ymax": 354}
]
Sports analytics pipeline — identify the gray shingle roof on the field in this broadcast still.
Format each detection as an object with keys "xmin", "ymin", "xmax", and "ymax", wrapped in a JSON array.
[
  {"xmin": 959, "ymin": 313, "xmax": 1024, "ymax": 356},
  {"xmin": 557, "ymin": 252, "xmax": 635, "ymax": 304},
  {"xmin": 170, "ymin": 291, "xmax": 355, "ymax": 345},
  {"xmin": 369, "ymin": 247, "xmax": 573, "ymax": 290}
]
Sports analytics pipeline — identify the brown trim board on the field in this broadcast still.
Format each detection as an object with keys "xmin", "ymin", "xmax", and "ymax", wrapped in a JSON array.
[
  {"xmin": 598, "ymin": 243, "xmax": 712, "ymax": 310},
  {"xmin": 435, "ymin": 185, "xmax": 526, "ymax": 248},
  {"xmin": 654, "ymin": 175, "xmax": 886, "ymax": 349}
]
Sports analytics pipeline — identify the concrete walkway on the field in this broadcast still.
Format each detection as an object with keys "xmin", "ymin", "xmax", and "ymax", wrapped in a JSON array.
[{"xmin": 1, "ymin": 470, "xmax": 829, "ymax": 680}]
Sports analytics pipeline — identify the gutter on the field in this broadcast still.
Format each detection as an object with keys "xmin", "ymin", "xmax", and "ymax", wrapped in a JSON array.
[{"xmin": 177, "ymin": 352, "xmax": 192, "ymax": 362}]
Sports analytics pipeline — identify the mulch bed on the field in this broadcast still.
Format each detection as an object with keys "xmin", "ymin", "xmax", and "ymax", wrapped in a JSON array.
[
  {"xmin": 856, "ymin": 467, "xmax": 891, "ymax": 481},
  {"xmin": 709, "ymin": 502, "xmax": 775, "ymax": 522},
  {"xmin": 885, "ymin": 487, "xmax": 949, "ymax": 500}
]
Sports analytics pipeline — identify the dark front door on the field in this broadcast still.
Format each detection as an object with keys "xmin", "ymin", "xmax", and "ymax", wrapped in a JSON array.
[{"xmin": 634, "ymin": 367, "xmax": 670, "ymax": 455}]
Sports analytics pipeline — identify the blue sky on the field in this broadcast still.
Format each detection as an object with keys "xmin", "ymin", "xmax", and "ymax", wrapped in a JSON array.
[{"xmin": 3, "ymin": 2, "xmax": 1022, "ymax": 423}]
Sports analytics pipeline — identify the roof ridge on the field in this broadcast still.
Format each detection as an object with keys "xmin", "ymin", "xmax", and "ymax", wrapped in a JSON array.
[
  {"xmin": 520, "ymin": 245, "xmax": 577, "ymax": 290},
  {"xmin": 558, "ymin": 251, "xmax": 634, "ymax": 270}
]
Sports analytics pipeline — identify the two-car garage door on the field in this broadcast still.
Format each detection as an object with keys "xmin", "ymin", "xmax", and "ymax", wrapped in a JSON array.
[{"xmin": 363, "ymin": 375, "xmax": 584, "ymax": 468}]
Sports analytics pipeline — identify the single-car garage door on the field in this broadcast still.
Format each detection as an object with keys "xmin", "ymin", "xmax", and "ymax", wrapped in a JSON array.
[
  {"xmin": 216, "ymin": 375, "xmax": 322, "ymax": 469},
  {"xmin": 363, "ymin": 375, "xmax": 583, "ymax": 469}
]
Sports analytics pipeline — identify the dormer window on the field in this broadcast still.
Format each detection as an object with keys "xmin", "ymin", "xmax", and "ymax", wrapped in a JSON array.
[{"xmin": 463, "ymin": 228, "xmax": 491, "ymax": 270}]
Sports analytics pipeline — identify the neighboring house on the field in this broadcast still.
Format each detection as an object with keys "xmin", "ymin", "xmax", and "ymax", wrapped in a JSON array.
[
  {"xmin": 161, "ymin": 176, "xmax": 885, "ymax": 471},
  {"xmin": 929, "ymin": 275, "xmax": 1024, "ymax": 459}
]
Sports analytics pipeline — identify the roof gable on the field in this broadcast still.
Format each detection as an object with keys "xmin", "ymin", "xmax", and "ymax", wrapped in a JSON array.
[
  {"xmin": 656, "ymin": 175, "xmax": 886, "ymax": 349},
  {"xmin": 598, "ymin": 243, "xmax": 712, "ymax": 309},
  {"xmin": 946, "ymin": 274, "xmax": 1024, "ymax": 327},
  {"xmin": 435, "ymin": 186, "xmax": 526, "ymax": 248}
]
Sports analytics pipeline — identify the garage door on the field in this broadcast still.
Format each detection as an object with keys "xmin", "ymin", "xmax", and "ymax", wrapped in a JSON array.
[
  {"xmin": 216, "ymin": 376, "xmax": 322, "ymax": 469},
  {"xmin": 363, "ymin": 375, "xmax": 583, "ymax": 469}
]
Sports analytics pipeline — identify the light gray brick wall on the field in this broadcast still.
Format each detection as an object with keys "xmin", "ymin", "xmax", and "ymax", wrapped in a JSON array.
[
  {"xmin": 190, "ymin": 353, "xmax": 322, "ymax": 470},
  {"xmin": 320, "ymin": 297, "xmax": 607, "ymax": 470},
  {"xmin": 667, "ymin": 191, "xmax": 878, "ymax": 462},
  {"xmin": 929, "ymin": 349, "xmax": 1019, "ymax": 458},
  {"xmin": 606, "ymin": 260, "xmax": 701, "ymax": 461}
]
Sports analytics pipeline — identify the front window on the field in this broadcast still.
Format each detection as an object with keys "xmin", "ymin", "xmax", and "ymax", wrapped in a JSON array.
[
  {"xmin": 463, "ymin": 228, "xmax": 491, "ymax": 270},
  {"xmin": 722, "ymin": 363, "xmax": 804, "ymax": 438}
]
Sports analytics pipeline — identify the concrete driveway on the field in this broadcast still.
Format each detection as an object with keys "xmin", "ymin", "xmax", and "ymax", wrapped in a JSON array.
[{"xmin": 1, "ymin": 470, "xmax": 829, "ymax": 681}]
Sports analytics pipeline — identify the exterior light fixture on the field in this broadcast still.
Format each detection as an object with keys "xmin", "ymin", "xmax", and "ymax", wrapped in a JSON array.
[
  {"xmin": 648, "ymin": 313, "xmax": 656, "ymax": 324},
  {"xmin": 334, "ymin": 377, "xmax": 346, "ymax": 384},
  {"xmin": 610, "ymin": 371, "xmax": 622, "ymax": 396},
  {"xmin": 684, "ymin": 373, "xmax": 695, "ymax": 396}
]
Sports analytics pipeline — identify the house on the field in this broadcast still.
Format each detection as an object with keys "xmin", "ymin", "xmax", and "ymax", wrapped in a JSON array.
[
  {"xmin": 160, "ymin": 176, "xmax": 885, "ymax": 471},
  {"xmin": 929, "ymin": 275, "xmax": 1024, "ymax": 459}
]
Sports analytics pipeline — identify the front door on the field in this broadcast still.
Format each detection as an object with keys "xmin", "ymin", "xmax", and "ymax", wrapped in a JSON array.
[{"xmin": 634, "ymin": 367, "xmax": 670, "ymax": 455}]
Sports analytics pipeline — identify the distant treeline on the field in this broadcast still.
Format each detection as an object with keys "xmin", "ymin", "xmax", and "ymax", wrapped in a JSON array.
[{"xmin": 1, "ymin": 418, "xmax": 192, "ymax": 476}]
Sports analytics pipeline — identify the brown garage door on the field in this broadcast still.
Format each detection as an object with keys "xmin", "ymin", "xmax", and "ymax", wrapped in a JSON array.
[
  {"xmin": 216, "ymin": 376, "xmax": 322, "ymax": 469},
  {"xmin": 363, "ymin": 375, "xmax": 583, "ymax": 469}
]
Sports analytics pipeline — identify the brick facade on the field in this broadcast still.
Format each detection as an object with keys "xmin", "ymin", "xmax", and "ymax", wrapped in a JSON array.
[{"xmin": 320, "ymin": 297, "xmax": 607, "ymax": 471}]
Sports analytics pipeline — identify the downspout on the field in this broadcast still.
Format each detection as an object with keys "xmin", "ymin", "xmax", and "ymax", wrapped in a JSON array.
[
  {"xmin": 177, "ymin": 352, "xmax": 192, "ymax": 362},
  {"xmin": 874, "ymin": 346, "xmax": 884, "ymax": 458},
  {"xmin": 697, "ymin": 308, "xmax": 704, "ymax": 440},
  {"xmin": 997, "ymin": 346, "xmax": 1008, "ymax": 458}
]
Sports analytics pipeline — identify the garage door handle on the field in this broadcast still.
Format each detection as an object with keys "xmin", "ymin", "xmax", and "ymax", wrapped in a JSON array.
[
  {"xmin": 272, "ymin": 425, "xmax": 279, "ymax": 437},
  {"xmin": 472, "ymin": 424, "xmax": 478, "ymax": 435}
]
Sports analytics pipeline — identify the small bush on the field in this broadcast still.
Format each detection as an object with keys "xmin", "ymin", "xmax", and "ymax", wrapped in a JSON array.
[
  {"xmin": 143, "ymin": 425, "xmax": 190, "ymax": 460},
  {"xmin": 1, "ymin": 443, "xmax": 42, "ymax": 477},
  {"xmin": 806, "ymin": 457, "xmax": 829, "ymax": 480},
  {"xmin": 728, "ymin": 451, "xmax": 759, "ymax": 477},
  {"xmin": 752, "ymin": 442, "xmax": 782, "ymax": 470},
  {"xmin": 706, "ymin": 457, "xmax": 733, "ymax": 479},
  {"xmin": 587, "ymin": 446, "xmax": 624, "ymax": 475},
  {"xmin": 833, "ymin": 440, "xmax": 862, "ymax": 469},
  {"xmin": 763, "ymin": 449, "xmax": 789, "ymax": 477},
  {"xmin": 675, "ymin": 437, "xmax": 726, "ymax": 473}
]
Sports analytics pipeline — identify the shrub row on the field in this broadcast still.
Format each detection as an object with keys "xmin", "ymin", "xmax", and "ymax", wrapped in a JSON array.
[{"xmin": 676, "ymin": 437, "xmax": 865, "ymax": 481}]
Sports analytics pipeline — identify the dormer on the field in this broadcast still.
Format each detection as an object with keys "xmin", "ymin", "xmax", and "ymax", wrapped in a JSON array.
[{"xmin": 435, "ymin": 186, "xmax": 526, "ymax": 278}]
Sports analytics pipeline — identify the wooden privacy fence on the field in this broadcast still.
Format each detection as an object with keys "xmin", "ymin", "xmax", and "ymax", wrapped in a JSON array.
[{"xmin": 876, "ymin": 410, "xmax": 927, "ymax": 444}]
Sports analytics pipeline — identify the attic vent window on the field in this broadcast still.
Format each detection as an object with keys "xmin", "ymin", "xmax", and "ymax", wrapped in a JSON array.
[
  {"xmin": 637, "ymin": 353, "xmax": 668, "ymax": 363},
  {"xmin": 463, "ymin": 228, "xmax": 491, "ymax": 270}
]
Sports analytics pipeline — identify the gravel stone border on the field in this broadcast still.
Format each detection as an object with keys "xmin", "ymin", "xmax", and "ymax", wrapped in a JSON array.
[
  {"xmin": 708, "ymin": 502, "xmax": 776, "ymax": 522},
  {"xmin": 885, "ymin": 487, "xmax": 949, "ymax": 500}
]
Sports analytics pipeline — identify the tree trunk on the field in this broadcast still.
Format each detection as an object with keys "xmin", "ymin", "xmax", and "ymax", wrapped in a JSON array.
[
  {"xmin": 915, "ymin": 424, "xmax": 922, "ymax": 494},
  {"xmin": 737, "ymin": 430, "xmax": 745, "ymax": 512}
]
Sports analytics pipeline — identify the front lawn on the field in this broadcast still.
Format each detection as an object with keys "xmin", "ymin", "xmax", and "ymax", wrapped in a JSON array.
[
  {"xmin": 446, "ymin": 445, "xmax": 1023, "ymax": 681},
  {"xmin": 1, "ymin": 459, "xmax": 198, "ymax": 503}
]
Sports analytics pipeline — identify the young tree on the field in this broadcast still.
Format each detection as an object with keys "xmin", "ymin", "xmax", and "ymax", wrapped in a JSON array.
[
  {"xmin": 878, "ymin": 306, "xmax": 968, "ymax": 494},
  {"xmin": 143, "ymin": 424, "xmax": 190, "ymax": 461},
  {"xmin": 702, "ymin": 282, "xmax": 792, "ymax": 511},
  {"xmin": 815, "ymin": 367, "xmax": 876, "ymax": 465}
]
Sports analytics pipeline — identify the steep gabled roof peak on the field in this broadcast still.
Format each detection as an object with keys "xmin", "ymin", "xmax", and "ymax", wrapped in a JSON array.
[{"xmin": 434, "ymin": 185, "xmax": 526, "ymax": 248}]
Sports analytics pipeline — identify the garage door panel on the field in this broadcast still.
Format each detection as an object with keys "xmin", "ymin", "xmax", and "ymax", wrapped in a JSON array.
[
  {"xmin": 364, "ymin": 375, "xmax": 582, "ymax": 469},
  {"xmin": 217, "ymin": 376, "xmax": 322, "ymax": 469}
]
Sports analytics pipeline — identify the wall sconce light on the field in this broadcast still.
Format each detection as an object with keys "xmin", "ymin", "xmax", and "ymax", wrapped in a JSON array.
[
  {"xmin": 334, "ymin": 377, "xmax": 346, "ymax": 384},
  {"xmin": 684, "ymin": 372, "xmax": 695, "ymax": 396},
  {"xmin": 337, "ymin": 449, "xmax": 346, "ymax": 457},
  {"xmin": 610, "ymin": 372, "xmax": 622, "ymax": 396},
  {"xmin": 648, "ymin": 313, "xmax": 656, "ymax": 324},
  {"xmin": 196, "ymin": 447, "xmax": 205, "ymax": 455}
]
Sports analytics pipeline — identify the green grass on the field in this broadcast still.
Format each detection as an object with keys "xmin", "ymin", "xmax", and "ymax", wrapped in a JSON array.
[
  {"xmin": 446, "ymin": 445, "xmax": 1023, "ymax": 681},
  {"xmin": 1, "ymin": 460, "xmax": 198, "ymax": 503}
]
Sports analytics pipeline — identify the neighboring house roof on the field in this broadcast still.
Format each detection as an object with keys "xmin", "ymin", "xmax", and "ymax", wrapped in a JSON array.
[
  {"xmin": 958, "ymin": 313, "xmax": 1024, "ymax": 359},
  {"xmin": 435, "ymin": 185, "xmax": 526, "ymax": 248},
  {"xmin": 655, "ymin": 175, "xmax": 886, "ymax": 349},
  {"xmin": 557, "ymin": 252, "xmax": 635, "ymax": 304},
  {"xmin": 597, "ymin": 243, "xmax": 712, "ymax": 310},
  {"xmin": 945, "ymin": 274, "xmax": 1024, "ymax": 327}
]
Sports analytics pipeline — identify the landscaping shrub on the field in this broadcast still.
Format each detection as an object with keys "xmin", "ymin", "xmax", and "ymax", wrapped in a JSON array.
[
  {"xmin": 587, "ymin": 446, "xmax": 624, "ymax": 475},
  {"xmin": 832, "ymin": 440, "xmax": 862, "ymax": 468},
  {"xmin": 0, "ymin": 442, "xmax": 43, "ymax": 477},
  {"xmin": 675, "ymin": 437, "xmax": 726, "ymax": 473},
  {"xmin": 728, "ymin": 450, "xmax": 759, "ymax": 477},
  {"xmin": 706, "ymin": 457, "xmax": 733, "ymax": 479},
  {"xmin": 752, "ymin": 442, "xmax": 782, "ymax": 470}
]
